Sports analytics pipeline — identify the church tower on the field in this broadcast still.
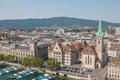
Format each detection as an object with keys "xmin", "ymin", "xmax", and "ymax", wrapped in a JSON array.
[{"xmin": 96, "ymin": 17, "xmax": 103, "ymax": 62}]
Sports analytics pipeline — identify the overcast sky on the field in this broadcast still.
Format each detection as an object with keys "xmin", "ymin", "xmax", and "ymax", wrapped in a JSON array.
[{"xmin": 0, "ymin": 0, "xmax": 120, "ymax": 23}]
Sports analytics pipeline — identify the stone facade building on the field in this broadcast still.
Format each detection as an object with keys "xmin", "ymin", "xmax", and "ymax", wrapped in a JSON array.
[
  {"xmin": 48, "ymin": 41, "xmax": 87, "ymax": 66},
  {"xmin": 0, "ymin": 40, "xmax": 48, "ymax": 59},
  {"xmin": 79, "ymin": 18, "xmax": 108, "ymax": 69},
  {"xmin": 48, "ymin": 42, "xmax": 77, "ymax": 66},
  {"xmin": 108, "ymin": 44, "xmax": 120, "ymax": 57},
  {"xmin": 107, "ymin": 57, "xmax": 120, "ymax": 79}
]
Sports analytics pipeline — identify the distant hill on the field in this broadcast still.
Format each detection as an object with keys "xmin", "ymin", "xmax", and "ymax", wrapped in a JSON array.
[{"xmin": 0, "ymin": 17, "xmax": 120, "ymax": 29}]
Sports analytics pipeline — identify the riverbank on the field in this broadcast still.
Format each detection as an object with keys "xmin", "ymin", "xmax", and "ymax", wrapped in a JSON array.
[{"xmin": 5, "ymin": 62, "xmax": 90, "ymax": 80}]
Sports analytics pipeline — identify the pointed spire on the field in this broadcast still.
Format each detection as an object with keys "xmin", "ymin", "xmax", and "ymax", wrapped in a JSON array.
[{"xmin": 97, "ymin": 17, "xmax": 103, "ymax": 37}]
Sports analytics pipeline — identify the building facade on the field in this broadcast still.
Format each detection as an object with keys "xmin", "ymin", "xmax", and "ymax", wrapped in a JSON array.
[
  {"xmin": 108, "ymin": 44, "xmax": 120, "ymax": 57},
  {"xmin": 0, "ymin": 40, "xmax": 48, "ymax": 59},
  {"xmin": 48, "ymin": 42, "xmax": 78, "ymax": 66},
  {"xmin": 80, "ymin": 18, "xmax": 108, "ymax": 69},
  {"xmin": 48, "ymin": 41, "xmax": 88, "ymax": 66},
  {"xmin": 107, "ymin": 57, "xmax": 120, "ymax": 79}
]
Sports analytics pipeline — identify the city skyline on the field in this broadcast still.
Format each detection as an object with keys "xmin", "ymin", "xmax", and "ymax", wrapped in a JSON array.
[{"xmin": 0, "ymin": 0, "xmax": 120, "ymax": 23}]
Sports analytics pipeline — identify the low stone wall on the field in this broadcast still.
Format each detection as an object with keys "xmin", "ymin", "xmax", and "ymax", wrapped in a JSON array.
[{"xmin": 45, "ymin": 69, "xmax": 88, "ymax": 80}]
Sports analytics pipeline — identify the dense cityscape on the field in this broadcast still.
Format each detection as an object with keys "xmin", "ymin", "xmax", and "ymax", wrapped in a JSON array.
[
  {"xmin": 0, "ymin": 0, "xmax": 120, "ymax": 80},
  {"xmin": 0, "ymin": 18, "xmax": 119, "ymax": 80}
]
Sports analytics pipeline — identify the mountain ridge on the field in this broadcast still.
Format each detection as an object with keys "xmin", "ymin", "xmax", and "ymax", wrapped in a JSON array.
[{"xmin": 0, "ymin": 17, "xmax": 120, "ymax": 29}]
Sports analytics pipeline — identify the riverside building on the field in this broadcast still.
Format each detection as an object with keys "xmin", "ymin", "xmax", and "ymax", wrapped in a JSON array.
[{"xmin": 0, "ymin": 40, "xmax": 48, "ymax": 59}]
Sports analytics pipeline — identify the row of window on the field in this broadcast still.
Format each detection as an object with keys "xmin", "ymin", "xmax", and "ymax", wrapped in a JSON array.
[
  {"xmin": 54, "ymin": 51, "xmax": 71, "ymax": 55},
  {"xmin": 109, "ymin": 68, "xmax": 120, "ymax": 74},
  {"xmin": 0, "ymin": 49, "xmax": 31, "ymax": 57},
  {"xmin": 54, "ymin": 52, "xmax": 61, "ymax": 54},
  {"xmin": 85, "ymin": 56, "xmax": 92, "ymax": 65},
  {"xmin": 12, "ymin": 52, "xmax": 27, "ymax": 56},
  {"xmin": 49, "ymin": 51, "xmax": 76, "ymax": 65},
  {"xmin": 109, "ymin": 74, "xmax": 120, "ymax": 78}
]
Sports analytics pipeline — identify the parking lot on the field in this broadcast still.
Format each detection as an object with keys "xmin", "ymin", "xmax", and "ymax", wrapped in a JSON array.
[
  {"xmin": 59, "ymin": 65, "xmax": 93, "ymax": 78},
  {"xmin": 58, "ymin": 65, "xmax": 107, "ymax": 80}
]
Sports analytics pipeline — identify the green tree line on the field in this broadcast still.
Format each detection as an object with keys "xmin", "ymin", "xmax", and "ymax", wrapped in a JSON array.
[{"xmin": 0, "ymin": 54, "xmax": 60, "ymax": 70}]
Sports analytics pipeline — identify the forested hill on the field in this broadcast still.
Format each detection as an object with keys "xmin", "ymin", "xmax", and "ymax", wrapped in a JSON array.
[{"xmin": 0, "ymin": 17, "xmax": 120, "ymax": 29}]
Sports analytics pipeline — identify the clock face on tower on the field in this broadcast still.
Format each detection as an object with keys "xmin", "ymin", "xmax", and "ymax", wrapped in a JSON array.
[
  {"xmin": 98, "ymin": 36, "xmax": 101, "ymax": 44},
  {"xmin": 98, "ymin": 36, "xmax": 101, "ymax": 39}
]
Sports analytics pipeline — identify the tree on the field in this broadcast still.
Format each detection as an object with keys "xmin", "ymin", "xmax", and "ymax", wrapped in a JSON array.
[
  {"xmin": 5, "ymin": 55, "xmax": 15, "ymax": 62},
  {"xmin": 45, "ymin": 58, "xmax": 60, "ymax": 70},
  {"xmin": 0, "ymin": 54, "xmax": 5, "ymax": 61},
  {"xmin": 22, "ymin": 56, "xmax": 43, "ymax": 67},
  {"xmin": 22, "ymin": 57, "xmax": 31, "ymax": 66},
  {"xmin": 32, "ymin": 57, "xmax": 43, "ymax": 67}
]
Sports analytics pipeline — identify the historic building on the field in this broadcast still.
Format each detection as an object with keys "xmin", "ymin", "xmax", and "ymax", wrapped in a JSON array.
[
  {"xmin": 107, "ymin": 39, "xmax": 120, "ymax": 49},
  {"xmin": 0, "ymin": 40, "xmax": 48, "ymax": 59},
  {"xmin": 48, "ymin": 41, "xmax": 87, "ymax": 66},
  {"xmin": 108, "ymin": 44, "xmax": 120, "ymax": 57},
  {"xmin": 48, "ymin": 42, "xmax": 77, "ymax": 66},
  {"xmin": 80, "ymin": 18, "xmax": 108, "ymax": 69},
  {"xmin": 107, "ymin": 57, "xmax": 120, "ymax": 79}
]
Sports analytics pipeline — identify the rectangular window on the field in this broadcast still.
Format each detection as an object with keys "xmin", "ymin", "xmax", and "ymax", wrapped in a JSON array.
[
  {"xmin": 90, "ymin": 57, "xmax": 92, "ymax": 65},
  {"xmin": 85, "ymin": 57, "xmax": 87, "ymax": 64},
  {"xmin": 88, "ymin": 56, "xmax": 89, "ymax": 65}
]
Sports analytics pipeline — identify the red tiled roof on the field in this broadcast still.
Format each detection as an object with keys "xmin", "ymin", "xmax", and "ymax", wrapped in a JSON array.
[
  {"xmin": 110, "ymin": 57, "xmax": 120, "ymax": 65},
  {"xmin": 109, "ymin": 44, "xmax": 120, "ymax": 51},
  {"xmin": 69, "ymin": 45, "xmax": 76, "ymax": 51},
  {"xmin": 49, "ymin": 41, "xmax": 88, "ymax": 54},
  {"xmin": 61, "ymin": 45, "xmax": 76, "ymax": 53},
  {"xmin": 82, "ymin": 45, "xmax": 96, "ymax": 55},
  {"xmin": 71, "ymin": 41, "xmax": 88, "ymax": 50},
  {"xmin": 96, "ymin": 58, "xmax": 101, "ymax": 63}
]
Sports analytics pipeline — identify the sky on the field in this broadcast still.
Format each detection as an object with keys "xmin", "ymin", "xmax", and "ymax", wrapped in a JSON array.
[{"xmin": 0, "ymin": 0, "xmax": 120, "ymax": 23}]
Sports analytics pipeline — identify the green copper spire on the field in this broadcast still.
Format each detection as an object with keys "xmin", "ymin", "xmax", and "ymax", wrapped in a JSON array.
[{"xmin": 97, "ymin": 17, "xmax": 103, "ymax": 37}]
